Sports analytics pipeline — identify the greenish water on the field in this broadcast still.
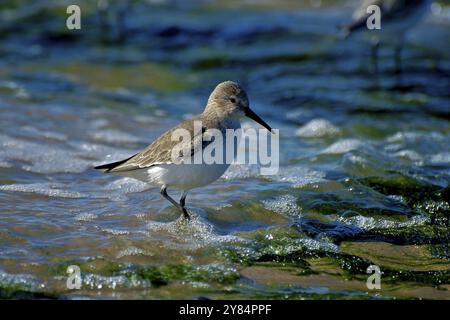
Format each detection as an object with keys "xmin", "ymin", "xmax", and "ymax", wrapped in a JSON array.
[{"xmin": 0, "ymin": 0, "xmax": 449, "ymax": 299}]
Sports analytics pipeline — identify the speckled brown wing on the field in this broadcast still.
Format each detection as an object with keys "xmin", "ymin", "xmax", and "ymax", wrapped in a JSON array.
[{"xmin": 106, "ymin": 115, "xmax": 212, "ymax": 172}]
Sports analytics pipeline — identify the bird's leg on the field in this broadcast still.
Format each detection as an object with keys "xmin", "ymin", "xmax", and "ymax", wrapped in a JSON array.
[
  {"xmin": 160, "ymin": 185, "xmax": 180, "ymax": 208},
  {"xmin": 394, "ymin": 44, "xmax": 403, "ymax": 74},
  {"xmin": 179, "ymin": 191, "xmax": 190, "ymax": 220},
  {"xmin": 160, "ymin": 186, "xmax": 190, "ymax": 221},
  {"xmin": 371, "ymin": 41, "xmax": 380, "ymax": 74}
]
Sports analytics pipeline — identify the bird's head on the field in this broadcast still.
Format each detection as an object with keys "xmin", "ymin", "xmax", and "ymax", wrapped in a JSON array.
[{"xmin": 206, "ymin": 81, "xmax": 272, "ymax": 132}]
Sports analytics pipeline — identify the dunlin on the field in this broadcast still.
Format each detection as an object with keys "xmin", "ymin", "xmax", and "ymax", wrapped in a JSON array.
[
  {"xmin": 95, "ymin": 81, "xmax": 272, "ymax": 220},
  {"xmin": 343, "ymin": 0, "xmax": 432, "ymax": 72}
]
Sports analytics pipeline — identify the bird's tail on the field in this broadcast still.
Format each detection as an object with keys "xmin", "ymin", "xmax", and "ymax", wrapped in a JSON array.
[{"xmin": 94, "ymin": 154, "xmax": 136, "ymax": 172}]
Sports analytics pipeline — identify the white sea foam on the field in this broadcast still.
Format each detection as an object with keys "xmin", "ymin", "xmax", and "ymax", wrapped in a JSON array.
[
  {"xmin": 387, "ymin": 194, "xmax": 407, "ymax": 204},
  {"xmin": 261, "ymin": 194, "xmax": 301, "ymax": 217},
  {"xmin": 298, "ymin": 238, "xmax": 339, "ymax": 253},
  {"xmin": 90, "ymin": 129, "xmax": 142, "ymax": 144},
  {"xmin": 221, "ymin": 164, "xmax": 259, "ymax": 180},
  {"xmin": 101, "ymin": 228, "xmax": 130, "ymax": 235},
  {"xmin": 76, "ymin": 142, "xmax": 133, "ymax": 166},
  {"xmin": 295, "ymin": 119, "xmax": 341, "ymax": 138},
  {"xmin": 346, "ymin": 154, "xmax": 368, "ymax": 165},
  {"xmin": 338, "ymin": 214, "xmax": 429, "ymax": 231},
  {"xmin": 82, "ymin": 273, "xmax": 130, "ymax": 290},
  {"xmin": 0, "ymin": 269, "xmax": 42, "ymax": 292},
  {"xmin": 74, "ymin": 213, "xmax": 97, "ymax": 222},
  {"xmin": 386, "ymin": 131, "xmax": 444, "ymax": 144},
  {"xmin": 0, "ymin": 161, "xmax": 12, "ymax": 168},
  {"xmin": 133, "ymin": 115, "xmax": 159, "ymax": 124},
  {"xmin": 429, "ymin": 152, "xmax": 450, "ymax": 165},
  {"xmin": 0, "ymin": 183, "xmax": 86, "ymax": 198},
  {"xmin": 275, "ymin": 166, "xmax": 326, "ymax": 187},
  {"xmin": 20, "ymin": 126, "xmax": 67, "ymax": 141},
  {"xmin": 89, "ymin": 119, "xmax": 109, "ymax": 130},
  {"xmin": 322, "ymin": 138, "xmax": 363, "ymax": 154},
  {"xmin": 0, "ymin": 134, "xmax": 93, "ymax": 174},
  {"xmin": 269, "ymin": 238, "xmax": 339, "ymax": 256},
  {"xmin": 146, "ymin": 214, "xmax": 245, "ymax": 249},
  {"xmin": 394, "ymin": 150, "xmax": 424, "ymax": 162},
  {"xmin": 104, "ymin": 177, "xmax": 150, "ymax": 194},
  {"xmin": 224, "ymin": 164, "xmax": 325, "ymax": 188},
  {"xmin": 95, "ymin": 177, "xmax": 151, "ymax": 202},
  {"xmin": 116, "ymin": 246, "xmax": 146, "ymax": 258}
]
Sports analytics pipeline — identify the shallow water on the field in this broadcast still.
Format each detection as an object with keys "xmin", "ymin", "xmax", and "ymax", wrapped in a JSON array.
[{"xmin": 0, "ymin": 0, "xmax": 449, "ymax": 299}]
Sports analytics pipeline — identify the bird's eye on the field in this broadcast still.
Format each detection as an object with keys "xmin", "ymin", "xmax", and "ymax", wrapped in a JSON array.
[{"xmin": 230, "ymin": 97, "xmax": 236, "ymax": 103}]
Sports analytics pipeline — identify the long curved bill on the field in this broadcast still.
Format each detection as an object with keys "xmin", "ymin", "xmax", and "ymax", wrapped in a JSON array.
[{"xmin": 245, "ymin": 108, "xmax": 273, "ymax": 133}]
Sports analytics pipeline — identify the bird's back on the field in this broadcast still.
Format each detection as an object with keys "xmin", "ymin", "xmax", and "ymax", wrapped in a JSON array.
[{"xmin": 96, "ymin": 111, "xmax": 239, "ymax": 173}]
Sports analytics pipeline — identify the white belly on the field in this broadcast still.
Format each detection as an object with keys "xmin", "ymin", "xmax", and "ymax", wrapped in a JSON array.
[
  {"xmin": 118, "ymin": 163, "xmax": 231, "ymax": 190},
  {"xmin": 117, "ymin": 118, "xmax": 241, "ymax": 190},
  {"xmin": 152, "ymin": 163, "xmax": 231, "ymax": 190}
]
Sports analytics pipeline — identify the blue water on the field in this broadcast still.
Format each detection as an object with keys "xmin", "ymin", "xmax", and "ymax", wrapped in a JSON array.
[{"xmin": 0, "ymin": 0, "xmax": 449, "ymax": 299}]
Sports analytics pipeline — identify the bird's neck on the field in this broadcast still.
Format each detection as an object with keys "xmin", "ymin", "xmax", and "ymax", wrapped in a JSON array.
[{"xmin": 202, "ymin": 103, "xmax": 241, "ymax": 129}]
